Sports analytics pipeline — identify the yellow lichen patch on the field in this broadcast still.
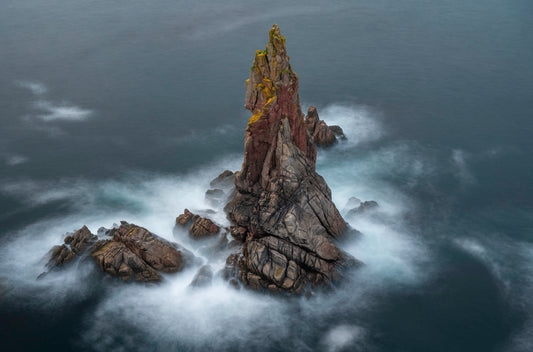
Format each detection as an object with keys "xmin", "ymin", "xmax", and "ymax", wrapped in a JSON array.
[
  {"xmin": 264, "ymin": 96, "xmax": 276, "ymax": 109},
  {"xmin": 262, "ymin": 77, "xmax": 273, "ymax": 92},
  {"xmin": 248, "ymin": 111, "xmax": 263, "ymax": 125},
  {"xmin": 261, "ymin": 86, "xmax": 271, "ymax": 99},
  {"xmin": 93, "ymin": 241, "xmax": 114, "ymax": 256}
]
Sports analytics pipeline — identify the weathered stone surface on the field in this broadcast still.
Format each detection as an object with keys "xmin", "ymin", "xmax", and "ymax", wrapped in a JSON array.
[
  {"xmin": 190, "ymin": 216, "xmax": 220, "ymax": 238},
  {"xmin": 328, "ymin": 125, "xmax": 346, "ymax": 139},
  {"xmin": 230, "ymin": 226, "xmax": 247, "ymax": 242},
  {"xmin": 91, "ymin": 239, "xmax": 161, "ymax": 282},
  {"xmin": 48, "ymin": 244, "xmax": 76, "ymax": 267},
  {"xmin": 305, "ymin": 106, "xmax": 337, "ymax": 147},
  {"xmin": 47, "ymin": 225, "xmax": 97, "ymax": 267},
  {"xmin": 176, "ymin": 209, "xmax": 220, "ymax": 239},
  {"xmin": 176, "ymin": 209, "xmax": 194, "ymax": 226},
  {"xmin": 239, "ymin": 24, "xmax": 316, "ymax": 189},
  {"xmin": 225, "ymin": 25, "xmax": 358, "ymax": 294},
  {"xmin": 44, "ymin": 222, "xmax": 192, "ymax": 283},
  {"xmin": 111, "ymin": 222, "xmax": 185, "ymax": 273}
]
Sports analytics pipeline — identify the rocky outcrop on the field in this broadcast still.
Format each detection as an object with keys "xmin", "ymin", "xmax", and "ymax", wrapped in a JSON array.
[
  {"xmin": 175, "ymin": 209, "xmax": 220, "ymax": 238},
  {"xmin": 305, "ymin": 106, "xmax": 345, "ymax": 147},
  {"xmin": 91, "ymin": 239, "xmax": 162, "ymax": 282},
  {"xmin": 47, "ymin": 226, "xmax": 97, "ymax": 267},
  {"xmin": 44, "ymin": 222, "xmax": 193, "ymax": 282},
  {"xmin": 224, "ymin": 25, "xmax": 358, "ymax": 294},
  {"xmin": 328, "ymin": 125, "xmax": 345, "ymax": 140},
  {"xmin": 108, "ymin": 222, "xmax": 185, "ymax": 273}
]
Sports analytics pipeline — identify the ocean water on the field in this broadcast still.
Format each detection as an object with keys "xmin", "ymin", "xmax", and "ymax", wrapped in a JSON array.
[{"xmin": 1, "ymin": 1, "xmax": 533, "ymax": 351}]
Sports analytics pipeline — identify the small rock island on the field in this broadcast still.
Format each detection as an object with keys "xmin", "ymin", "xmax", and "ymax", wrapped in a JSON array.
[
  {"xmin": 42, "ymin": 24, "xmax": 361, "ymax": 295},
  {"xmin": 223, "ymin": 24, "xmax": 357, "ymax": 293}
]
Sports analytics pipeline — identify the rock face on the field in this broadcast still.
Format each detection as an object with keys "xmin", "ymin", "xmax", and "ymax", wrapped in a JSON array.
[
  {"xmin": 45, "ymin": 222, "xmax": 192, "ymax": 282},
  {"xmin": 175, "ymin": 209, "xmax": 220, "ymax": 238},
  {"xmin": 47, "ymin": 226, "xmax": 97, "ymax": 267},
  {"xmin": 225, "ymin": 25, "xmax": 357, "ymax": 294},
  {"xmin": 305, "ymin": 106, "xmax": 345, "ymax": 146},
  {"xmin": 305, "ymin": 106, "xmax": 336, "ymax": 147}
]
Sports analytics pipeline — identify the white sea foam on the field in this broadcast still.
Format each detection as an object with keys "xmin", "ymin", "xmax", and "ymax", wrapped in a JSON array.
[
  {"xmin": 33, "ymin": 100, "xmax": 93, "ymax": 122},
  {"xmin": 451, "ymin": 149, "xmax": 475, "ymax": 184},
  {"xmin": 3, "ymin": 154, "xmax": 28, "ymax": 166},
  {"xmin": 314, "ymin": 103, "xmax": 384, "ymax": 148},
  {"xmin": 15, "ymin": 79, "xmax": 94, "ymax": 123},
  {"xmin": 323, "ymin": 324, "xmax": 366, "ymax": 352},
  {"xmin": 16, "ymin": 80, "xmax": 47, "ymax": 95}
]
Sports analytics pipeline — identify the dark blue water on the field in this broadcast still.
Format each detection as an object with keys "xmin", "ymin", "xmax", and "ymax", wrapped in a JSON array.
[{"xmin": 1, "ymin": 1, "xmax": 532, "ymax": 351}]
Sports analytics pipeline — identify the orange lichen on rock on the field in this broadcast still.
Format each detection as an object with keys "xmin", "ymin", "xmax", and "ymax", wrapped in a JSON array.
[{"xmin": 240, "ymin": 24, "xmax": 316, "ymax": 185}]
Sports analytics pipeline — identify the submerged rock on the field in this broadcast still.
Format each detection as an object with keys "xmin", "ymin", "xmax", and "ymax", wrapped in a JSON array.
[
  {"xmin": 210, "ymin": 170, "xmax": 235, "ymax": 188},
  {"xmin": 189, "ymin": 265, "xmax": 214, "ymax": 288},
  {"xmin": 224, "ymin": 25, "xmax": 359, "ymax": 294},
  {"xmin": 347, "ymin": 200, "xmax": 379, "ymax": 217}
]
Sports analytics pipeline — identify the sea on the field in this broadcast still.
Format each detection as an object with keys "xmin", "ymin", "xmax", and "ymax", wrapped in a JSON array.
[{"xmin": 1, "ymin": 1, "xmax": 532, "ymax": 351}]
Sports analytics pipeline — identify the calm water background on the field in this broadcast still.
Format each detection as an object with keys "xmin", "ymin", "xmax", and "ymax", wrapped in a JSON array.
[{"xmin": 1, "ymin": 1, "xmax": 533, "ymax": 351}]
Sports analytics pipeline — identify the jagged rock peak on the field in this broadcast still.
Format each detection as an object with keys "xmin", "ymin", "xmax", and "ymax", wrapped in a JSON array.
[
  {"xmin": 239, "ymin": 24, "xmax": 316, "ymax": 188},
  {"xmin": 225, "ymin": 25, "xmax": 357, "ymax": 294}
]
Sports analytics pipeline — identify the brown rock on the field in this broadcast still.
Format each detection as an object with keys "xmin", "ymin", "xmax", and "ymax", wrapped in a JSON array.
[
  {"xmin": 189, "ymin": 216, "xmax": 220, "ymax": 238},
  {"xmin": 230, "ymin": 226, "xmax": 247, "ymax": 242},
  {"xmin": 47, "ymin": 225, "xmax": 97, "ymax": 267},
  {"xmin": 91, "ymin": 240, "xmax": 161, "ymax": 282},
  {"xmin": 176, "ymin": 209, "xmax": 221, "ymax": 239},
  {"xmin": 239, "ymin": 24, "xmax": 316, "ymax": 189},
  {"xmin": 111, "ymin": 223, "xmax": 185, "ymax": 273},
  {"xmin": 305, "ymin": 106, "xmax": 337, "ymax": 147},
  {"xmin": 176, "ymin": 209, "xmax": 194, "ymax": 226},
  {"xmin": 328, "ymin": 125, "xmax": 345, "ymax": 139},
  {"xmin": 69, "ymin": 226, "xmax": 98, "ymax": 255},
  {"xmin": 48, "ymin": 244, "xmax": 76, "ymax": 267},
  {"xmin": 225, "ymin": 25, "xmax": 358, "ymax": 294},
  {"xmin": 44, "ymin": 222, "xmax": 193, "ymax": 283}
]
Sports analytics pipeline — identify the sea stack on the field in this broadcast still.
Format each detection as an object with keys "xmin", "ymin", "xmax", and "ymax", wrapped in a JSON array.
[{"xmin": 225, "ymin": 25, "xmax": 356, "ymax": 294}]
